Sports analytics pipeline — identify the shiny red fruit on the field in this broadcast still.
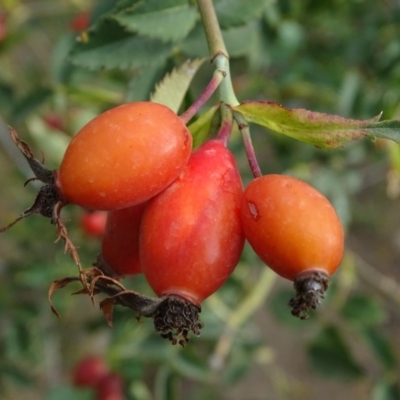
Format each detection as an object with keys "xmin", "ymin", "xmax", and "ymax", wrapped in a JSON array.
[
  {"xmin": 55, "ymin": 102, "xmax": 192, "ymax": 211},
  {"xmin": 72, "ymin": 356, "xmax": 108, "ymax": 387},
  {"xmin": 140, "ymin": 140, "xmax": 245, "ymax": 307},
  {"xmin": 99, "ymin": 202, "xmax": 147, "ymax": 277},
  {"xmin": 80, "ymin": 210, "xmax": 107, "ymax": 237},
  {"xmin": 240, "ymin": 174, "xmax": 344, "ymax": 281}
]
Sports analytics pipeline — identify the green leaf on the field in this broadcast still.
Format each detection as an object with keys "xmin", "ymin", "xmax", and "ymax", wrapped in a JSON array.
[
  {"xmin": 51, "ymin": 34, "xmax": 78, "ymax": 84},
  {"xmin": 150, "ymin": 58, "xmax": 206, "ymax": 113},
  {"xmin": 26, "ymin": 115, "xmax": 70, "ymax": 167},
  {"xmin": 115, "ymin": 0, "xmax": 198, "ymax": 42},
  {"xmin": 372, "ymin": 381, "xmax": 400, "ymax": 400},
  {"xmin": 224, "ymin": 24, "xmax": 259, "ymax": 58},
  {"xmin": 10, "ymin": 87, "xmax": 53, "ymax": 124},
  {"xmin": 0, "ymin": 81, "xmax": 15, "ymax": 115},
  {"xmin": 126, "ymin": 63, "xmax": 167, "ymax": 102},
  {"xmin": 215, "ymin": 0, "xmax": 271, "ymax": 28},
  {"xmin": 340, "ymin": 294, "xmax": 387, "ymax": 326},
  {"xmin": 268, "ymin": 288, "xmax": 312, "ymax": 327},
  {"xmin": 307, "ymin": 325, "xmax": 365, "ymax": 380},
  {"xmin": 45, "ymin": 386, "xmax": 92, "ymax": 400},
  {"xmin": 179, "ymin": 23, "xmax": 208, "ymax": 57},
  {"xmin": 233, "ymin": 100, "xmax": 400, "ymax": 148},
  {"xmin": 188, "ymin": 104, "xmax": 220, "ymax": 148},
  {"xmin": 68, "ymin": 18, "xmax": 173, "ymax": 71},
  {"xmin": 360, "ymin": 327, "xmax": 397, "ymax": 371},
  {"xmin": 170, "ymin": 350, "xmax": 211, "ymax": 382},
  {"xmin": 91, "ymin": 0, "xmax": 137, "ymax": 20}
]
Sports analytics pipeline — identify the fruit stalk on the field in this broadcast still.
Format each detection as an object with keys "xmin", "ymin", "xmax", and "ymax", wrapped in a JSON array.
[
  {"xmin": 179, "ymin": 69, "xmax": 226, "ymax": 124},
  {"xmin": 215, "ymin": 103, "xmax": 233, "ymax": 146},
  {"xmin": 234, "ymin": 112, "xmax": 262, "ymax": 178}
]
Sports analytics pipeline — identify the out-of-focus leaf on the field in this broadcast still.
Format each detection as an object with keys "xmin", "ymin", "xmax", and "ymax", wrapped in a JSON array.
[
  {"xmin": 10, "ymin": 88, "xmax": 53, "ymax": 124},
  {"xmin": 91, "ymin": 0, "xmax": 136, "ymax": 21},
  {"xmin": 26, "ymin": 115, "xmax": 70, "ymax": 167},
  {"xmin": 45, "ymin": 385, "xmax": 92, "ymax": 400},
  {"xmin": 170, "ymin": 350, "xmax": 211, "ymax": 382},
  {"xmin": 361, "ymin": 327, "xmax": 397, "ymax": 371},
  {"xmin": 372, "ymin": 381, "xmax": 400, "ymax": 400},
  {"xmin": 181, "ymin": 23, "xmax": 257, "ymax": 58},
  {"xmin": 51, "ymin": 34, "xmax": 78, "ymax": 84},
  {"xmin": 68, "ymin": 19, "xmax": 173, "ymax": 71},
  {"xmin": 48, "ymin": 276, "xmax": 80, "ymax": 318},
  {"xmin": 151, "ymin": 59, "xmax": 206, "ymax": 113},
  {"xmin": 268, "ymin": 288, "xmax": 312, "ymax": 327},
  {"xmin": 126, "ymin": 63, "xmax": 167, "ymax": 102},
  {"xmin": 223, "ymin": 345, "xmax": 254, "ymax": 384},
  {"xmin": 188, "ymin": 104, "xmax": 219, "ymax": 148},
  {"xmin": 340, "ymin": 294, "xmax": 387, "ymax": 326},
  {"xmin": 115, "ymin": 0, "xmax": 198, "ymax": 42},
  {"xmin": 215, "ymin": 0, "xmax": 272, "ymax": 28},
  {"xmin": 233, "ymin": 101, "xmax": 400, "ymax": 148},
  {"xmin": 1, "ymin": 363, "xmax": 33, "ymax": 387},
  {"xmin": 224, "ymin": 24, "xmax": 259, "ymax": 58},
  {"xmin": 307, "ymin": 325, "xmax": 365, "ymax": 380},
  {"xmin": 0, "ymin": 81, "xmax": 15, "ymax": 115},
  {"xmin": 179, "ymin": 23, "xmax": 208, "ymax": 57}
]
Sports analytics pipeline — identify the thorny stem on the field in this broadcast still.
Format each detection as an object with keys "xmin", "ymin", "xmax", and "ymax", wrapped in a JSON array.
[
  {"xmin": 234, "ymin": 112, "xmax": 262, "ymax": 178},
  {"xmin": 209, "ymin": 269, "xmax": 276, "ymax": 370}
]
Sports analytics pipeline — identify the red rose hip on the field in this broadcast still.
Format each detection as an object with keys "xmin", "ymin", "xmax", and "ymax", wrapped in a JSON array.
[
  {"xmin": 140, "ymin": 139, "xmax": 245, "ymax": 344},
  {"xmin": 240, "ymin": 174, "xmax": 344, "ymax": 319},
  {"xmin": 56, "ymin": 102, "xmax": 192, "ymax": 210}
]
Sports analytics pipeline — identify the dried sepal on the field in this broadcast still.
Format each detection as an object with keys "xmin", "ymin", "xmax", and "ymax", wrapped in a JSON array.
[
  {"xmin": 48, "ymin": 276, "xmax": 80, "ymax": 317},
  {"xmin": 99, "ymin": 298, "xmax": 115, "ymax": 328}
]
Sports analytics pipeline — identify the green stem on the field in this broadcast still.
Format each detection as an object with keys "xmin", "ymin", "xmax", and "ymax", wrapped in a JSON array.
[
  {"xmin": 197, "ymin": 0, "xmax": 227, "ymax": 57},
  {"xmin": 197, "ymin": 0, "xmax": 239, "ymax": 106}
]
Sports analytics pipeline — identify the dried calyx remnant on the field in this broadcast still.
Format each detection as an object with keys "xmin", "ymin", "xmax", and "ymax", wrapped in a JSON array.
[
  {"xmin": 288, "ymin": 270, "xmax": 330, "ymax": 320},
  {"xmin": 0, "ymin": 128, "xmax": 80, "ymax": 266},
  {"xmin": 49, "ymin": 268, "xmax": 204, "ymax": 346},
  {"xmin": 152, "ymin": 295, "xmax": 203, "ymax": 346}
]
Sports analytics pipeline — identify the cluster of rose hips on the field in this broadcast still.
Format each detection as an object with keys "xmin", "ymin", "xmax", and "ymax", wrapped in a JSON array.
[
  {"xmin": 72, "ymin": 356, "xmax": 124, "ymax": 400},
  {"xmin": 1, "ymin": 101, "xmax": 344, "ymax": 345}
]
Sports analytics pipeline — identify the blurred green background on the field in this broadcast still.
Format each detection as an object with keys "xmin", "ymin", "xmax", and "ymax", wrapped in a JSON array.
[{"xmin": 0, "ymin": 0, "xmax": 400, "ymax": 399}]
